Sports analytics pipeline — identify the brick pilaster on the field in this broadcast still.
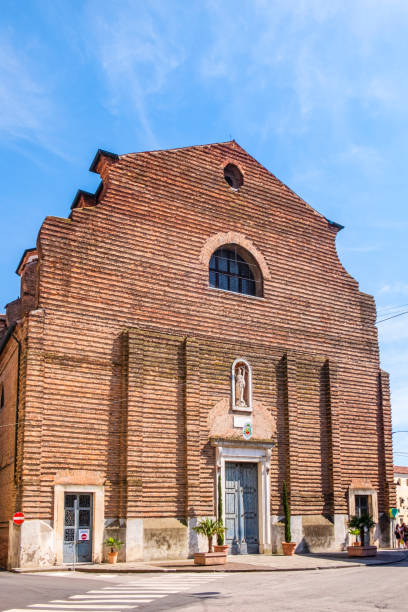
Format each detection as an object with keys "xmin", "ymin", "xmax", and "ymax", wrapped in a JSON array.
[
  {"xmin": 325, "ymin": 359, "xmax": 344, "ymax": 514},
  {"xmin": 184, "ymin": 337, "xmax": 201, "ymax": 517},
  {"xmin": 126, "ymin": 329, "xmax": 144, "ymax": 517},
  {"xmin": 21, "ymin": 311, "xmax": 45, "ymax": 518},
  {"xmin": 284, "ymin": 352, "xmax": 299, "ymax": 510},
  {"xmin": 379, "ymin": 370, "xmax": 395, "ymax": 511}
]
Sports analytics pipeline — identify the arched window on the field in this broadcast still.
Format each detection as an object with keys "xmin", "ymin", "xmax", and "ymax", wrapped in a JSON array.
[{"xmin": 209, "ymin": 244, "xmax": 263, "ymax": 297}]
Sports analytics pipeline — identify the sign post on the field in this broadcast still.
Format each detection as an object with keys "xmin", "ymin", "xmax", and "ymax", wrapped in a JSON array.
[
  {"xmin": 389, "ymin": 508, "xmax": 399, "ymax": 548},
  {"xmin": 72, "ymin": 498, "xmax": 78, "ymax": 572}
]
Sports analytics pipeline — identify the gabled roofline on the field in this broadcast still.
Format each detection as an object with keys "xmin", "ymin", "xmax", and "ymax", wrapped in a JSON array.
[
  {"xmin": 88, "ymin": 141, "xmax": 344, "ymax": 235},
  {"xmin": 394, "ymin": 465, "xmax": 408, "ymax": 474},
  {"xmin": 325, "ymin": 218, "xmax": 344, "ymax": 231},
  {"xmin": 70, "ymin": 189, "xmax": 95, "ymax": 210},
  {"xmin": 122, "ymin": 140, "xmax": 235, "ymax": 157},
  {"xmin": 89, "ymin": 149, "xmax": 119, "ymax": 173},
  {"xmin": 70, "ymin": 182, "xmax": 103, "ymax": 212},
  {"xmin": 15, "ymin": 248, "xmax": 36, "ymax": 276}
]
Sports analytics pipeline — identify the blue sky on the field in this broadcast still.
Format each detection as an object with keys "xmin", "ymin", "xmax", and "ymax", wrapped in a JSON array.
[{"xmin": 1, "ymin": 1, "xmax": 407, "ymax": 461}]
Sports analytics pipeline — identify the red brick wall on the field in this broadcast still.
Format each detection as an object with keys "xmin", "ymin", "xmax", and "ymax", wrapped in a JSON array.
[
  {"xmin": 5, "ymin": 141, "xmax": 393, "ymax": 523},
  {"xmin": 0, "ymin": 335, "xmax": 19, "ymax": 566}
]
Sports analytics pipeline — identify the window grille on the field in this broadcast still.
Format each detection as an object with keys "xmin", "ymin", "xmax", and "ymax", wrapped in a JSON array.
[{"xmin": 209, "ymin": 245, "xmax": 262, "ymax": 297}]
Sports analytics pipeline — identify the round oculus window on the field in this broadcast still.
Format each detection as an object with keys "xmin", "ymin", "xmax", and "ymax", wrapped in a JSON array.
[{"xmin": 224, "ymin": 164, "xmax": 243, "ymax": 190}]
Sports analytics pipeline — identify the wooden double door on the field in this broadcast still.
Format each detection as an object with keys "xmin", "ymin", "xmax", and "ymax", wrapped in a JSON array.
[{"xmin": 225, "ymin": 462, "xmax": 259, "ymax": 554}]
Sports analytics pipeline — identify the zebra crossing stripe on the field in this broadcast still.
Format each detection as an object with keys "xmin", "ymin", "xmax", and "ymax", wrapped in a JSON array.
[
  {"xmin": 68, "ymin": 596, "xmax": 155, "ymax": 601},
  {"xmin": 30, "ymin": 605, "xmax": 135, "ymax": 609},
  {"xmin": 80, "ymin": 591, "xmax": 168, "ymax": 596},
  {"xmin": 5, "ymin": 574, "xmax": 219, "ymax": 612}
]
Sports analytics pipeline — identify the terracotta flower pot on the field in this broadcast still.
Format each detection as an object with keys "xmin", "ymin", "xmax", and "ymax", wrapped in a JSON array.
[
  {"xmin": 282, "ymin": 542, "xmax": 296, "ymax": 556},
  {"xmin": 108, "ymin": 551, "xmax": 118, "ymax": 564},
  {"xmin": 213, "ymin": 544, "xmax": 229, "ymax": 553}
]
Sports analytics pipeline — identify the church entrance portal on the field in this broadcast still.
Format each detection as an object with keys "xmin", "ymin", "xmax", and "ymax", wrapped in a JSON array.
[{"xmin": 225, "ymin": 462, "xmax": 259, "ymax": 554}]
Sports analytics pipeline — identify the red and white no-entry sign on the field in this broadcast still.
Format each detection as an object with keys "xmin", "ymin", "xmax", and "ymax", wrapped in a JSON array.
[
  {"xmin": 13, "ymin": 512, "xmax": 25, "ymax": 526},
  {"xmin": 78, "ymin": 529, "xmax": 89, "ymax": 541}
]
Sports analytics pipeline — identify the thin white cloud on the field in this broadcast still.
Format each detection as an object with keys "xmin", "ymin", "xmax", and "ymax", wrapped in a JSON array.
[
  {"xmin": 200, "ymin": 0, "xmax": 408, "ymax": 144},
  {"xmin": 0, "ymin": 31, "xmax": 68, "ymax": 160},
  {"xmin": 378, "ymin": 314, "xmax": 408, "ymax": 344},
  {"xmin": 378, "ymin": 330, "xmax": 408, "ymax": 431},
  {"xmin": 341, "ymin": 245, "xmax": 380, "ymax": 253},
  {"xmin": 84, "ymin": 1, "xmax": 185, "ymax": 148},
  {"xmin": 390, "ymin": 384, "xmax": 408, "ymax": 428},
  {"xmin": 338, "ymin": 145, "xmax": 384, "ymax": 175},
  {"xmin": 379, "ymin": 283, "xmax": 408, "ymax": 296}
]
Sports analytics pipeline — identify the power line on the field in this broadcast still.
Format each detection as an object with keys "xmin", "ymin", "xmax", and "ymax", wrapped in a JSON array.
[
  {"xmin": 377, "ymin": 304, "xmax": 408, "ymax": 314},
  {"xmin": 376, "ymin": 310, "xmax": 408, "ymax": 324},
  {"xmin": 378, "ymin": 307, "xmax": 408, "ymax": 318}
]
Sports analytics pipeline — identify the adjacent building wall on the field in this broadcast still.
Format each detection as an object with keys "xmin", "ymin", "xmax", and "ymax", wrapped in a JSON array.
[{"xmin": 394, "ymin": 467, "xmax": 408, "ymax": 522}]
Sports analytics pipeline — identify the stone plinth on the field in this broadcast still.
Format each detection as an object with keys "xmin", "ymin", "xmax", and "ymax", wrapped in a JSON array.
[
  {"xmin": 347, "ymin": 545, "xmax": 377, "ymax": 557},
  {"xmin": 194, "ymin": 552, "xmax": 227, "ymax": 565}
]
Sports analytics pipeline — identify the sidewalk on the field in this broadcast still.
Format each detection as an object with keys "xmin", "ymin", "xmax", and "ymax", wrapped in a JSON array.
[{"xmin": 13, "ymin": 550, "xmax": 407, "ymax": 574}]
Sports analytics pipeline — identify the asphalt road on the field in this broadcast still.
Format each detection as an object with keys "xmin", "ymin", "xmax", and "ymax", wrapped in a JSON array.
[{"xmin": 1, "ymin": 556, "xmax": 408, "ymax": 612}]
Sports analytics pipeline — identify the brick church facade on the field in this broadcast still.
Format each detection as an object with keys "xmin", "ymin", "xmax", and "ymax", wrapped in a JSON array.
[{"xmin": 0, "ymin": 141, "xmax": 395, "ymax": 568}]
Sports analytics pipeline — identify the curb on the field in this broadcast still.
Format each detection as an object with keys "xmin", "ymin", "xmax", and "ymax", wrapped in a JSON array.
[{"xmin": 11, "ymin": 552, "xmax": 406, "ymax": 574}]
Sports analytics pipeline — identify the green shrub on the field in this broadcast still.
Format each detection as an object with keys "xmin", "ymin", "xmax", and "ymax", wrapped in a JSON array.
[
  {"xmin": 282, "ymin": 481, "xmax": 291, "ymax": 543},
  {"xmin": 193, "ymin": 518, "xmax": 218, "ymax": 553},
  {"xmin": 104, "ymin": 537, "xmax": 123, "ymax": 553},
  {"xmin": 348, "ymin": 513, "xmax": 375, "ymax": 546},
  {"xmin": 217, "ymin": 474, "xmax": 225, "ymax": 546}
]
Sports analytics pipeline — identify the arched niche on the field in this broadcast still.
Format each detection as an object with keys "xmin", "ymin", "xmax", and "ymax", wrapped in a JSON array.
[{"xmin": 232, "ymin": 357, "xmax": 252, "ymax": 413}]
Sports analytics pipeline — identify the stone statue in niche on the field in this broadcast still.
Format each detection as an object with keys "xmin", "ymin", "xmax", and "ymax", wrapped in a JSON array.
[
  {"xmin": 235, "ymin": 367, "xmax": 247, "ymax": 408},
  {"xmin": 232, "ymin": 358, "xmax": 252, "ymax": 412}
]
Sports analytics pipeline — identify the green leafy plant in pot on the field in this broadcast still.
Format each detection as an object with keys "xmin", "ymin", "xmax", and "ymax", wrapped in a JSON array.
[
  {"xmin": 104, "ymin": 537, "xmax": 123, "ymax": 564},
  {"xmin": 348, "ymin": 513, "xmax": 375, "ymax": 547},
  {"xmin": 193, "ymin": 518, "xmax": 225, "ymax": 553},
  {"xmin": 282, "ymin": 481, "xmax": 296, "ymax": 556}
]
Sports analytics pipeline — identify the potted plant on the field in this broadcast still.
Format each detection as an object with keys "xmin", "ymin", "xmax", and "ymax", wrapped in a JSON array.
[
  {"xmin": 282, "ymin": 481, "xmax": 296, "ymax": 555},
  {"xmin": 347, "ymin": 513, "xmax": 377, "ymax": 557},
  {"xmin": 104, "ymin": 536, "xmax": 123, "ymax": 564},
  {"xmin": 348, "ymin": 524, "xmax": 362, "ymax": 546},
  {"xmin": 214, "ymin": 475, "xmax": 229, "ymax": 554},
  {"xmin": 193, "ymin": 518, "xmax": 227, "ymax": 565}
]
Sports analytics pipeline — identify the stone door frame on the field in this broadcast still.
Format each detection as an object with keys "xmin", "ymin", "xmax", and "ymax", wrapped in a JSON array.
[
  {"xmin": 348, "ymin": 481, "xmax": 378, "ymax": 546},
  {"xmin": 54, "ymin": 483, "xmax": 105, "ymax": 565},
  {"xmin": 212, "ymin": 439, "xmax": 274, "ymax": 554}
]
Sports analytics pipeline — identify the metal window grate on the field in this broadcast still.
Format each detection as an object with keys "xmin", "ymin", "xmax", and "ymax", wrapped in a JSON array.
[{"xmin": 209, "ymin": 247, "xmax": 259, "ymax": 296}]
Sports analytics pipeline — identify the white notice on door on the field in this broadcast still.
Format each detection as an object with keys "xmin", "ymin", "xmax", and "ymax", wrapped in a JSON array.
[
  {"xmin": 78, "ymin": 529, "xmax": 90, "ymax": 541},
  {"xmin": 233, "ymin": 415, "xmax": 252, "ymax": 429}
]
